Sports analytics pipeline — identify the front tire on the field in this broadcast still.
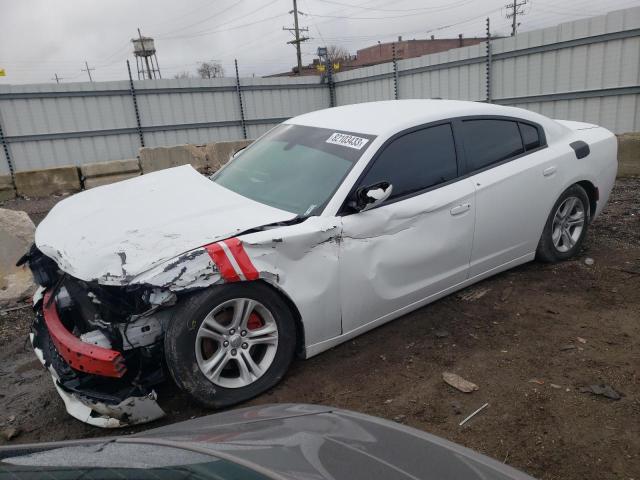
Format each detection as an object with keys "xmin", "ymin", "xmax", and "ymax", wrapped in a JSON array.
[
  {"xmin": 536, "ymin": 184, "xmax": 590, "ymax": 262},
  {"xmin": 164, "ymin": 282, "xmax": 296, "ymax": 409}
]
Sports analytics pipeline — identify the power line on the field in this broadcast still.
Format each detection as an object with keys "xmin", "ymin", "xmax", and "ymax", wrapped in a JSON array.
[
  {"xmin": 157, "ymin": 0, "xmax": 281, "ymax": 40},
  {"xmin": 311, "ymin": 0, "xmax": 477, "ymax": 13},
  {"xmin": 51, "ymin": 73, "xmax": 63, "ymax": 84}
]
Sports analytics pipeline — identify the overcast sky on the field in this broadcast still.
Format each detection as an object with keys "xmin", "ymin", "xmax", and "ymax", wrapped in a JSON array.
[{"xmin": 1, "ymin": 0, "xmax": 639, "ymax": 84}]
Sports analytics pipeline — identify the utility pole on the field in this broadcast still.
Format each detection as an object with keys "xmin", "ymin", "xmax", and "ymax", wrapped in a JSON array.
[
  {"xmin": 505, "ymin": 0, "xmax": 527, "ymax": 36},
  {"xmin": 81, "ymin": 61, "xmax": 95, "ymax": 82},
  {"xmin": 283, "ymin": 0, "xmax": 309, "ymax": 74},
  {"xmin": 51, "ymin": 73, "xmax": 63, "ymax": 84}
]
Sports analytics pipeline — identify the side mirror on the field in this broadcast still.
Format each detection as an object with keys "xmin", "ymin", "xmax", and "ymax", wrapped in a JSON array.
[{"xmin": 354, "ymin": 182, "xmax": 393, "ymax": 212}]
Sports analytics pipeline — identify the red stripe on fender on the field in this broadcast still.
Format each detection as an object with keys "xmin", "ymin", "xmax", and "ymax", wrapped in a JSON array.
[
  {"xmin": 205, "ymin": 243, "xmax": 240, "ymax": 282},
  {"xmin": 223, "ymin": 238, "xmax": 259, "ymax": 281}
]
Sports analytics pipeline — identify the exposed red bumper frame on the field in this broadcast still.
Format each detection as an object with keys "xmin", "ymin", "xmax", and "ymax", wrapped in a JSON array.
[{"xmin": 42, "ymin": 291, "xmax": 127, "ymax": 378}]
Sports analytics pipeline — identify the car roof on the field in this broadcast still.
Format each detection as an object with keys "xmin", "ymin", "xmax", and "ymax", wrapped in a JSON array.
[{"xmin": 286, "ymin": 99, "xmax": 564, "ymax": 139}]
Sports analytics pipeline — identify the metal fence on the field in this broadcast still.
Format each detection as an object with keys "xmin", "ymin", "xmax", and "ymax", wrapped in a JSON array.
[{"xmin": 1, "ymin": 6, "xmax": 639, "ymax": 176}]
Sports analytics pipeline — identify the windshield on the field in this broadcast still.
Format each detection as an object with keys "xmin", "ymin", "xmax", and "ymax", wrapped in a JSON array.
[{"xmin": 212, "ymin": 124, "xmax": 376, "ymax": 216}]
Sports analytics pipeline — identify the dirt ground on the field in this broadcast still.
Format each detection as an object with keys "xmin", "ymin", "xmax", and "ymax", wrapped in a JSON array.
[{"xmin": 1, "ymin": 179, "xmax": 639, "ymax": 480}]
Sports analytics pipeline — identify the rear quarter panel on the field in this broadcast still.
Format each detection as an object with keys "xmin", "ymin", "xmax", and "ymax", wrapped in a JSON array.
[{"xmin": 556, "ymin": 125, "xmax": 618, "ymax": 220}]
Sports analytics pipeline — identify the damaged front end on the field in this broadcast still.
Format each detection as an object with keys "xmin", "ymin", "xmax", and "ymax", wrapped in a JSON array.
[{"xmin": 22, "ymin": 246, "xmax": 174, "ymax": 428}]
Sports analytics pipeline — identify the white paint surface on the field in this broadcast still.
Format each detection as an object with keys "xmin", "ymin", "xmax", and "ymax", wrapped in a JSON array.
[{"xmin": 35, "ymin": 165, "xmax": 296, "ymax": 284}]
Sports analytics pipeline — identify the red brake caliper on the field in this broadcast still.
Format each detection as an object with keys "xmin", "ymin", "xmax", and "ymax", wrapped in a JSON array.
[{"xmin": 247, "ymin": 312, "xmax": 264, "ymax": 331}]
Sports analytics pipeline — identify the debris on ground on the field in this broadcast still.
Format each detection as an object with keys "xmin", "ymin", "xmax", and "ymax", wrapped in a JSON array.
[
  {"xmin": 576, "ymin": 337, "xmax": 587, "ymax": 344},
  {"xmin": 459, "ymin": 288, "xmax": 490, "ymax": 302},
  {"xmin": 451, "ymin": 400, "xmax": 463, "ymax": 415},
  {"xmin": 443, "ymin": 372, "xmax": 479, "ymax": 393},
  {"xmin": 528, "ymin": 379, "xmax": 545, "ymax": 385},
  {"xmin": 500, "ymin": 286, "xmax": 513, "ymax": 302},
  {"xmin": 393, "ymin": 414, "xmax": 406, "ymax": 423},
  {"xmin": 584, "ymin": 257, "xmax": 595, "ymax": 266},
  {"xmin": 579, "ymin": 384, "xmax": 622, "ymax": 400},
  {"xmin": 459, "ymin": 403, "xmax": 489, "ymax": 426},
  {"xmin": 434, "ymin": 330, "xmax": 450, "ymax": 338},
  {"xmin": 550, "ymin": 383, "xmax": 562, "ymax": 389},
  {"xmin": 1, "ymin": 427, "xmax": 20, "ymax": 441},
  {"xmin": 0, "ymin": 208, "xmax": 36, "ymax": 306},
  {"xmin": 560, "ymin": 344, "xmax": 576, "ymax": 351}
]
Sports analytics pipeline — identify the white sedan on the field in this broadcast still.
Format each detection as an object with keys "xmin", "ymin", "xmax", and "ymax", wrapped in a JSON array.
[{"xmin": 25, "ymin": 99, "xmax": 617, "ymax": 427}]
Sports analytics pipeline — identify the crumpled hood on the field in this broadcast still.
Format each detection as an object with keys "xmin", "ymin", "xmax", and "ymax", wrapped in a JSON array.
[{"xmin": 35, "ymin": 165, "xmax": 296, "ymax": 284}]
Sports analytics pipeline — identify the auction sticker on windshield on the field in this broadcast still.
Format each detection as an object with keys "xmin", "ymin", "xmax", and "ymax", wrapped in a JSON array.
[{"xmin": 326, "ymin": 132, "xmax": 369, "ymax": 150}]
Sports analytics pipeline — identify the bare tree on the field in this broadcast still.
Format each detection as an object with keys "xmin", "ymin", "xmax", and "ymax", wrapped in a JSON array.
[
  {"xmin": 197, "ymin": 60, "xmax": 224, "ymax": 79},
  {"xmin": 173, "ymin": 71, "xmax": 193, "ymax": 79},
  {"xmin": 326, "ymin": 45, "xmax": 350, "ymax": 62}
]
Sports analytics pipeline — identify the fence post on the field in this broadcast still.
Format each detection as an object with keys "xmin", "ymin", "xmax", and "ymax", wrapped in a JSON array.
[
  {"xmin": 485, "ymin": 17, "xmax": 493, "ymax": 103},
  {"xmin": 127, "ymin": 60, "xmax": 145, "ymax": 148},
  {"xmin": 0, "ymin": 115, "xmax": 15, "ymax": 183},
  {"xmin": 234, "ymin": 59, "xmax": 247, "ymax": 140},
  {"xmin": 325, "ymin": 58, "xmax": 336, "ymax": 108},
  {"xmin": 392, "ymin": 42, "xmax": 399, "ymax": 100}
]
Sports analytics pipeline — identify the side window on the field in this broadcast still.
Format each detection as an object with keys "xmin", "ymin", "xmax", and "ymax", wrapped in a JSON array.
[
  {"xmin": 461, "ymin": 119, "xmax": 524, "ymax": 171},
  {"xmin": 359, "ymin": 123, "xmax": 458, "ymax": 200},
  {"xmin": 519, "ymin": 122, "xmax": 541, "ymax": 150}
]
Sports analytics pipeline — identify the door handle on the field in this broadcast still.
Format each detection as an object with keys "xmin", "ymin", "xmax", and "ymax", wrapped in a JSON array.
[
  {"xmin": 450, "ymin": 203, "xmax": 471, "ymax": 216},
  {"xmin": 543, "ymin": 166, "xmax": 557, "ymax": 177}
]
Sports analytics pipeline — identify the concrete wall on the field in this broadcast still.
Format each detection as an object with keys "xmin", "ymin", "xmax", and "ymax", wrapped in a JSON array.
[
  {"xmin": 618, "ymin": 133, "xmax": 640, "ymax": 177},
  {"xmin": 14, "ymin": 166, "xmax": 81, "ymax": 198},
  {"xmin": 139, "ymin": 139, "xmax": 252, "ymax": 174},
  {"xmin": 0, "ymin": 175, "xmax": 15, "ymax": 201},
  {"xmin": 80, "ymin": 158, "xmax": 140, "ymax": 189}
]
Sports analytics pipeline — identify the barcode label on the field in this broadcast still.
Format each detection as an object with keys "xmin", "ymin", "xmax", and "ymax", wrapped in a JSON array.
[{"xmin": 326, "ymin": 132, "xmax": 369, "ymax": 150}]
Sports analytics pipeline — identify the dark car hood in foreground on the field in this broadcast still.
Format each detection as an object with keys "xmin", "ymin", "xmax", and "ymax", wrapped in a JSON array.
[
  {"xmin": 0, "ymin": 404, "xmax": 534, "ymax": 479},
  {"xmin": 136, "ymin": 403, "xmax": 534, "ymax": 480}
]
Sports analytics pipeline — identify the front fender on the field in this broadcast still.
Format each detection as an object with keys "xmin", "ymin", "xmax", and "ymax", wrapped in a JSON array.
[{"xmin": 131, "ymin": 247, "xmax": 223, "ymax": 290}]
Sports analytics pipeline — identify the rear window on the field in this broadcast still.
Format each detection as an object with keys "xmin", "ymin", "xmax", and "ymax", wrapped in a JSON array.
[
  {"xmin": 461, "ymin": 119, "xmax": 524, "ymax": 171},
  {"xmin": 519, "ymin": 122, "xmax": 542, "ymax": 150}
]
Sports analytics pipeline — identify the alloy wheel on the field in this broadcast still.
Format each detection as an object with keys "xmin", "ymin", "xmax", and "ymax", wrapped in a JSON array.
[
  {"xmin": 551, "ymin": 196, "xmax": 585, "ymax": 253},
  {"xmin": 195, "ymin": 298, "xmax": 279, "ymax": 389}
]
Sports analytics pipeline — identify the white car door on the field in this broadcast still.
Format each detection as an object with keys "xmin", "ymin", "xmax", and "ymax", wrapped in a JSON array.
[
  {"xmin": 456, "ymin": 118, "xmax": 563, "ymax": 278},
  {"xmin": 339, "ymin": 123, "xmax": 476, "ymax": 335}
]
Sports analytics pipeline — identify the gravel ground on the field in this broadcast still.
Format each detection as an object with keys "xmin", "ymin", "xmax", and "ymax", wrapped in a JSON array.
[{"xmin": 0, "ymin": 178, "xmax": 639, "ymax": 480}]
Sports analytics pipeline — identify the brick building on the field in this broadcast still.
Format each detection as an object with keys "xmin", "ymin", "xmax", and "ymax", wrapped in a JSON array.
[
  {"xmin": 270, "ymin": 35, "xmax": 487, "ymax": 77},
  {"xmin": 352, "ymin": 35, "xmax": 486, "ymax": 67}
]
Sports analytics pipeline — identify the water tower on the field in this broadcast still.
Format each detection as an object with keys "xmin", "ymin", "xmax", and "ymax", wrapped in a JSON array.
[{"xmin": 132, "ymin": 29, "xmax": 161, "ymax": 80}]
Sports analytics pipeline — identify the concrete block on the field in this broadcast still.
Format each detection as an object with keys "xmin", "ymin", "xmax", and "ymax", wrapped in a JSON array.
[
  {"xmin": 139, "ymin": 144, "xmax": 207, "ymax": 174},
  {"xmin": 617, "ymin": 133, "xmax": 640, "ymax": 177},
  {"xmin": 0, "ymin": 175, "xmax": 16, "ymax": 202},
  {"xmin": 15, "ymin": 166, "xmax": 81, "ymax": 198},
  {"xmin": 84, "ymin": 172, "xmax": 140, "ymax": 189},
  {"xmin": 81, "ymin": 159, "xmax": 141, "ymax": 189},
  {"xmin": 0, "ymin": 208, "xmax": 35, "ymax": 305},
  {"xmin": 81, "ymin": 158, "xmax": 140, "ymax": 178},
  {"xmin": 205, "ymin": 140, "xmax": 254, "ymax": 171}
]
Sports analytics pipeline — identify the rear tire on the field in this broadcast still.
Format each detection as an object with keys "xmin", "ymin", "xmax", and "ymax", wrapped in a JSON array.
[
  {"xmin": 536, "ymin": 184, "xmax": 590, "ymax": 262},
  {"xmin": 164, "ymin": 282, "xmax": 296, "ymax": 409}
]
